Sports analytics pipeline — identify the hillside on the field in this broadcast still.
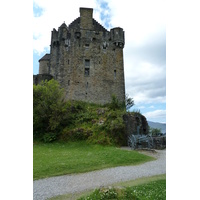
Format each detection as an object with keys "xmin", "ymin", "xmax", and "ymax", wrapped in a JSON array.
[{"xmin": 148, "ymin": 121, "xmax": 166, "ymax": 134}]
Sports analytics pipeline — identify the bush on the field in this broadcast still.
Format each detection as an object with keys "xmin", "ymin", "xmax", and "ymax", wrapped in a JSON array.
[
  {"xmin": 108, "ymin": 94, "xmax": 124, "ymax": 111},
  {"xmin": 103, "ymin": 110, "xmax": 126, "ymax": 145},
  {"xmin": 42, "ymin": 132, "xmax": 57, "ymax": 143},
  {"xmin": 60, "ymin": 127, "xmax": 92, "ymax": 142},
  {"xmin": 33, "ymin": 79, "xmax": 70, "ymax": 140},
  {"xmin": 87, "ymin": 131, "xmax": 113, "ymax": 146}
]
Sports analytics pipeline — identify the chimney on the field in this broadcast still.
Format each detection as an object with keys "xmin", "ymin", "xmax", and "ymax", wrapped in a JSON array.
[{"xmin": 80, "ymin": 7, "xmax": 93, "ymax": 30}]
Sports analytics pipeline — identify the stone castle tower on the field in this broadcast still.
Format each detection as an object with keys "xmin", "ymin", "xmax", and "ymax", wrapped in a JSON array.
[{"xmin": 34, "ymin": 7, "xmax": 125, "ymax": 104}]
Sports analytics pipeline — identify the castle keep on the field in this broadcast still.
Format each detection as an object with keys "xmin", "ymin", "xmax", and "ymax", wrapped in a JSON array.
[{"xmin": 34, "ymin": 7, "xmax": 125, "ymax": 104}]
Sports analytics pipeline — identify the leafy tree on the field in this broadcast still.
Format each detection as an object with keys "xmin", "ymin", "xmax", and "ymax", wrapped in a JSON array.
[
  {"xmin": 33, "ymin": 79, "xmax": 69, "ymax": 141},
  {"xmin": 125, "ymin": 94, "xmax": 134, "ymax": 110},
  {"xmin": 149, "ymin": 127, "xmax": 162, "ymax": 136}
]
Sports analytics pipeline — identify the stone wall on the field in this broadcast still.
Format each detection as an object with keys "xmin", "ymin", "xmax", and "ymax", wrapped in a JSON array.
[{"xmin": 33, "ymin": 74, "xmax": 53, "ymax": 85}]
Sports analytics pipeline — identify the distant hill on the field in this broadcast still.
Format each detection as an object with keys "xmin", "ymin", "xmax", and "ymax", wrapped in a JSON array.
[{"xmin": 148, "ymin": 121, "xmax": 166, "ymax": 134}]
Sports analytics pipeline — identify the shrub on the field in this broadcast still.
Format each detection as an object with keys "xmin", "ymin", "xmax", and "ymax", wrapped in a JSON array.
[
  {"xmin": 108, "ymin": 94, "xmax": 122, "ymax": 111},
  {"xmin": 60, "ymin": 127, "xmax": 92, "ymax": 142},
  {"xmin": 42, "ymin": 132, "xmax": 57, "ymax": 143},
  {"xmin": 103, "ymin": 110, "xmax": 126, "ymax": 146},
  {"xmin": 87, "ymin": 131, "xmax": 113, "ymax": 146},
  {"xmin": 33, "ymin": 79, "xmax": 70, "ymax": 140}
]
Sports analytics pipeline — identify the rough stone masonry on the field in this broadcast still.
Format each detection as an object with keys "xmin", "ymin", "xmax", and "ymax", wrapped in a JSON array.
[{"xmin": 34, "ymin": 7, "xmax": 125, "ymax": 105}]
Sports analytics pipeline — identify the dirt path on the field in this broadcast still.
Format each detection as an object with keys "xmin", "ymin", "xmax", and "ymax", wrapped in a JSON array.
[{"xmin": 33, "ymin": 149, "xmax": 166, "ymax": 200}]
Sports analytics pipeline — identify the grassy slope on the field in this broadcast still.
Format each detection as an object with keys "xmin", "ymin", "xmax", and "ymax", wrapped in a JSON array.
[{"xmin": 33, "ymin": 141, "xmax": 155, "ymax": 180}]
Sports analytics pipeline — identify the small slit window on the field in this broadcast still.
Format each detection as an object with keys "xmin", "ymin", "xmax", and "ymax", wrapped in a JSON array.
[
  {"xmin": 85, "ymin": 59, "xmax": 90, "ymax": 76},
  {"xmin": 114, "ymin": 70, "xmax": 116, "ymax": 78}
]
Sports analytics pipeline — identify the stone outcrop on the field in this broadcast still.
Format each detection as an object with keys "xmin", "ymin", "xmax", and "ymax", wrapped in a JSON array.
[{"xmin": 123, "ymin": 112, "xmax": 149, "ymax": 136}]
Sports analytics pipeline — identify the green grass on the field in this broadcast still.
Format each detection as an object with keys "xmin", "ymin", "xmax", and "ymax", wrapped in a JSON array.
[
  {"xmin": 78, "ymin": 175, "xmax": 166, "ymax": 200},
  {"xmin": 33, "ymin": 141, "xmax": 155, "ymax": 180},
  {"xmin": 49, "ymin": 174, "xmax": 166, "ymax": 200}
]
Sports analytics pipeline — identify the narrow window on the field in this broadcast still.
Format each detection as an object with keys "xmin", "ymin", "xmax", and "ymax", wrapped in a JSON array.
[
  {"xmin": 68, "ymin": 59, "xmax": 69, "ymax": 64},
  {"xmin": 85, "ymin": 60, "xmax": 90, "ymax": 76},
  {"xmin": 68, "ymin": 80, "xmax": 70, "ymax": 85},
  {"xmin": 114, "ymin": 70, "xmax": 116, "ymax": 78}
]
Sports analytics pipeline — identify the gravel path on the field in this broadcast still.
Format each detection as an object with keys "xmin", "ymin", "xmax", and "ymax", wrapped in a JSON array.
[{"xmin": 33, "ymin": 149, "xmax": 166, "ymax": 200}]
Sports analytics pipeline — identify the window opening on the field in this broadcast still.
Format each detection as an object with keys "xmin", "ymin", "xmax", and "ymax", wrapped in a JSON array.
[
  {"xmin": 85, "ymin": 59, "xmax": 90, "ymax": 76},
  {"xmin": 114, "ymin": 70, "xmax": 116, "ymax": 78}
]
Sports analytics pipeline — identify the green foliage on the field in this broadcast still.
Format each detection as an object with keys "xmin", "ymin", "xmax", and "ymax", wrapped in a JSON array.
[
  {"xmin": 87, "ymin": 131, "xmax": 113, "ymax": 146},
  {"xmin": 42, "ymin": 132, "xmax": 58, "ymax": 143},
  {"xmin": 103, "ymin": 110, "xmax": 126, "ymax": 145},
  {"xmin": 149, "ymin": 127, "xmax": 162, "ymax": 136},
  {"xmin": 85, "ymin": 109, "xmax": 126, "ymax": 146},
  {"xmin": 132, "ymin": 109, "xmax": 141, "ymax": 114},
  {"xmin": 33, "ymin": 82, "xmax": 134, "ymax": 146},
  {"xmin": 60, "ymin": 127, "xmax": 92, "ymax": 141},
  {"xmin": 79, "ymin": 188, "xmax": 118, "ymax": 200},
  {"xmin": 125, "ymin": 93, "xmax": 135, "ymax": 110},
  {"xmin": 33, "ymin": 79, "xmax": 70, "ymax": 141},
  {"xmin": 78, "ymin": 179, "xmax": 166, "ymax": 200},
  {"xmin": 108, "ymin": 94, "xmax": 124, "ymax": 111}
]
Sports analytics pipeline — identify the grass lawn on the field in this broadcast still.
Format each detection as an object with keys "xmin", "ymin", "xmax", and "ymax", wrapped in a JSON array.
[{"xmin": 33, "ymin": 141, "xmax": 155, "ymax": 180}]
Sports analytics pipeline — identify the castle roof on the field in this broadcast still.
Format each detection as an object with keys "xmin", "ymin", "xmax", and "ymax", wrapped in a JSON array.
[
  {"xmin": 68, "ymin": 17, "xmax": 108, "ymax": 32},
  {"xmin": 59, "ymin": 22, "xmax": 67, "ymax": 29},
  {"xmin": 39, "ymin": 54, "xmax": 50, "ymax": 62}
]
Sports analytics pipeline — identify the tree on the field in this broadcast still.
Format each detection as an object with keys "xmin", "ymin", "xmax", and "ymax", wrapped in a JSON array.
[
  {"xmin": 125, "ymin": 94, "xmax": 134, "ymax": 110},
  {"xmin": 33, "ymin": 79, "xmax": 69, "ymax": 141},
  {"xmin": 149, "ymin": 127, "xmax": 162, "ymax": 136}
]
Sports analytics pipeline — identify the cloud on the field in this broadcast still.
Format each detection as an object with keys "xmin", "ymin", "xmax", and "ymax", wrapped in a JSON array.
[
  {"xmin": 33, "ymin": 2, "xmax": 44, "ymax": 17},
  {"xmin": 96, "ymin": 0, "xmax": 112, "ymax": 29},
  {"xmin": 143, "ymin": 109, "xmax": 166, "ymax": 123}
]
